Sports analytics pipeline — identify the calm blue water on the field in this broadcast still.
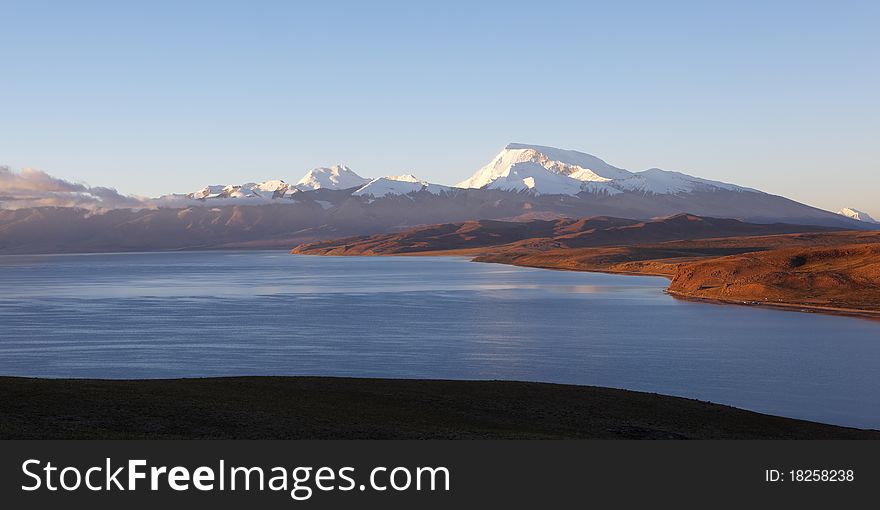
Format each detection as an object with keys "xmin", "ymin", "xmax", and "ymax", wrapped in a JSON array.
[{"xmin": 0, "ymin": 251, "xmax": 878, "ymax": 429}]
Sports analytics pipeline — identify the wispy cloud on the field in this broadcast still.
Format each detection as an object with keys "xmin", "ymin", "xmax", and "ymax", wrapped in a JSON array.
[{"xmin": 0, "ymin": 166, "xmax": 147, "ymax": 210}]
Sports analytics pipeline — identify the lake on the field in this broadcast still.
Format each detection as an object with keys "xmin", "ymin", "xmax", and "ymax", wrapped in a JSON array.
[{"xmin": 0, "ymin": 251, "xmax": 878, "ymax": 429}]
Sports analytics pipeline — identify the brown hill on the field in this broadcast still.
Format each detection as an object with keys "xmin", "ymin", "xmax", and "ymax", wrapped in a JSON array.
[
  {"xmin": 474, "ymin": 231, "xmax": 880, "ymax": 316},
  {"xmin": 291, "ymin": 215, "xmax": 880, "ymax": 316},
  {"xmin": 291, "ymin": 214, "xmax": 838, "ymax": 255},
  {"xmin": 668, "ymin": 242, "xmax": 880, "ymax": 312}
]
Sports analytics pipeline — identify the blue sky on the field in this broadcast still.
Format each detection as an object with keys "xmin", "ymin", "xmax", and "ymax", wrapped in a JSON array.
[{"xmin": 1, "ymin": 0, "xmax": 877, "ymax": 215}]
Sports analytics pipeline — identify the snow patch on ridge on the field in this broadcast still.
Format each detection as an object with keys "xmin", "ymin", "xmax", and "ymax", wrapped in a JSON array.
[
  {"xmin": 617, "ymin": 168, "xmax": 757, "ymax": 195},
  {"xmin": 173, "ymin": 165, "xmax": 372, "ymax": 204},
  {"xmin": 457, "ymin": 143, "xmax": 632, "ymax": 191},
  {"xmin": 354, "ymin": 174, "xmax": 452, "ymax": 197},
  {"xmin": 187, "ymin": 180, "xmax": 300, "ymax": 201},
  {"xmin": 838, "ymin": 207, "xmax": 878, "ymax": 223},
  {"xmin": 479, "ymin": 161, "xmax": 620, "ymax": 196}
]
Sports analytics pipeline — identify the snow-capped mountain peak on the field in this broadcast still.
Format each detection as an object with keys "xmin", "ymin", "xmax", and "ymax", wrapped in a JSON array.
[
  {"xmin": 187, "ymin": 180, "xmax": 298, "ymax": 200},
  {"xmin": 295, "ymin": 165, "xmax": 371, "ymax": 191},
  {"xmin": 353, "ymin": 174, "xmax": 452, "ymax": 197},
  {"xmin": 472, "ymin": 160, "xmax": 620, "ymax": 196},
  {"xmin": 168, "ymin": 142, "xmax": 764, "ymax": 204},
  {"xmin": 253, "ymin": 179, "xmax": 289, "ymax": 193},
  {"xmin": 457, "ymin": 143, "xmax": 757, "ymax": 197},
  {"xmin": 20, "ymin": 142, "xmax": 869, "ymax": 232},
  {"xmin": 838, "ymin": 207, "xmax": 878, "ymax": 223},
  {"xmin": 179, "ymin": 166, "xmax": 370, "ymax": 203},
  {"xmin": 457, "ymin": 143, "xmax": 632, "ymax": 191},
  {"xmin": 188, "ymin": 185, "xmax": 227, "ymax": 200}
]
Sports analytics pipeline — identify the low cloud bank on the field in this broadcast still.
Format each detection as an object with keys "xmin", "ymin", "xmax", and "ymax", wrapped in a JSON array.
[{"xmin": 0, "ymin": 166, "xmax": 147, "ymax": 210}]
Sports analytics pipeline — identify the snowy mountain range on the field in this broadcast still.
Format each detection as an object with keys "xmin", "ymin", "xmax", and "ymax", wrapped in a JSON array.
[
  {"xmin": 0, "ymin": 143, "xmax": 875, "ymax": 254},
  {"xmin": 165, "ymin": 143, "xmax": 760, "ymax": 203}
]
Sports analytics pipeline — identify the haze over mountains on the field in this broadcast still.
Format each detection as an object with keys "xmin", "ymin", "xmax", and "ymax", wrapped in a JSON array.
[{"xmin": 0, "ymin": 144, "xmax": 875, "ymax": 254}]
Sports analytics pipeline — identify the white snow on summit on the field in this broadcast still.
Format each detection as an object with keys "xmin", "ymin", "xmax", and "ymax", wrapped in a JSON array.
[
  {"xmin": 187, "ymin": 180, "xmax": 298, "ymax": 201},
  {"xmin": 457, "ymin": 143, "xmax": 756, "ymax": 196},
  {"xmin": 188, "ymin": 185, "xmax": 227, "ymax": 200},
  {"xmin": 354, "ymin": 174, "xmax": 452, "ymax": 197},
  {"xmin": 616, "ymin": 168, "xmax": 755, "ymax": 195},
  {"xmin": 253, "ymin": 180, "xmax": 289, "ymax": 193},
  {"xmin": 477, "ymin": 161, "xmax": 620, "ymax": 196},
  {"xmin": 174, "ymin": 165, "xmax": 370, "ymax": 203},
  {"xmin": 457, "ymin": 143, "xmax": 632, "ymax": 190},
  {"xmin": 161, "ymin": 143, "xmax": 763, "ymax": 203},
  {"xmin": 295, "ymin": 165, "xmax": 371, "ymax": 191},
  {"xmin": 838, "ymin": 207, "xmax": 878, "ymax": 223}
]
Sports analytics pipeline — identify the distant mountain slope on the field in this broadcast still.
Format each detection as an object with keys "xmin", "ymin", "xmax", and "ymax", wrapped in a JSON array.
[
  {"xmin": 0, "ymin": 190, "xmax": 872, "ymax": 255},
  {"xmin": 290, "ymin": 214, "xmax": 841, "ymax": 256}
]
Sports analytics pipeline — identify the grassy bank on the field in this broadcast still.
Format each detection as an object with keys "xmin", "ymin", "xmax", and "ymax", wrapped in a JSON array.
[{"xmin": 1, "ymin": 376, "xmax": 876, "ymax": 439}]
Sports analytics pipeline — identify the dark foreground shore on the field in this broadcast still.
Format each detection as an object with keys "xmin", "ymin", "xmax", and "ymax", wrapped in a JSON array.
[{"xmin": 1, "ymin": 376, "xmax": 876, "ymax": 439}]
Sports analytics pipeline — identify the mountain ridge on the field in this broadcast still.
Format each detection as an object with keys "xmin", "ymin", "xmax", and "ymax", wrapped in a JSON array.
[
  {"xmin": 290, "ymin": 214, "xmax": 843, "ymax": 256},
  {"xmin": 1, "ymin": 143, "xmax": 875, "ymax": 254},
  {"xmin": 164, "ymin": 143, "xmax": 759, "ymax": 203}
]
